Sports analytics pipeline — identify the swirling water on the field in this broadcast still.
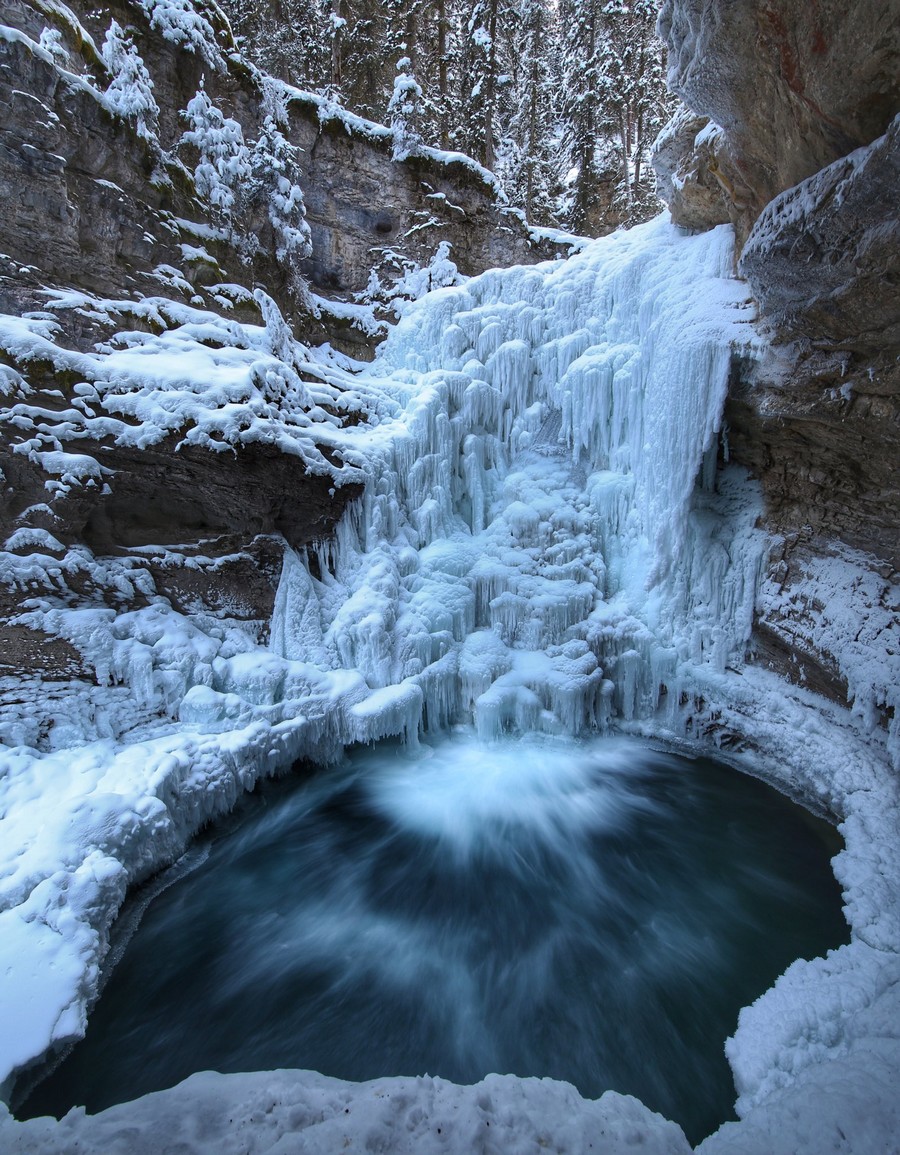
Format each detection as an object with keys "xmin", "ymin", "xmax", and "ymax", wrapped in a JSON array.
[{"xmin": 24, "ymin": 735, "xmax": 847, "ymax": 1143}]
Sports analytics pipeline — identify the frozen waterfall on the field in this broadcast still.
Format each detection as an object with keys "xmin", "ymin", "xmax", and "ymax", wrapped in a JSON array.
[
  {"xmin": 271, "ymin": 215, "xmax": 764, "ymax": 743},
  {"xmin": 0, "ymin": 214, "xmax": 768, "ymax": 1098}
]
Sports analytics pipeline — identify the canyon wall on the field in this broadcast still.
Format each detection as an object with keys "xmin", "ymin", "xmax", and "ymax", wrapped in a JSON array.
[
  {"xmin": 0, "ymin": 2, "xmax": 898, "ymax": 1145},
  {"xmin": 0, "ymin": 0, "xmax": 549, "ymax": 691},
  {"xmin": 653, "ymin": 0, "xmax": 900, "ymax": 730},
  {"xmin": 2, "ymin": 0, "xmax": 897, "ymax": 797}
]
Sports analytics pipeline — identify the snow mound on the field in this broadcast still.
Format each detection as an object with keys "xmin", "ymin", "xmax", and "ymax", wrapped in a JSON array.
[{"xmin": 0, "ymin": 1069, "xmax": 691, "ymax": 1154}]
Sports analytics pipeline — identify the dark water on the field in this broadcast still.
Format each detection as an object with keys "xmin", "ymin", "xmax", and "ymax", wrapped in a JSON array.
[{"xmin": 22, "ymin": 734, "xmax": 847, "ymax": 1143}]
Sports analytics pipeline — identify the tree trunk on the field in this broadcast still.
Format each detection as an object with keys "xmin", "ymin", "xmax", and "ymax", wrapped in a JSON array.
[
  {"xmin": 437, "ymin": 0, "xmax": 450, "ymax": 146},
  {"xmin": 405, "ymin": 0, "xmax": 419, "ymax": 65},
  {"xmin": 525, "ymin": 19, "xmax": 540, "ymax": 217},
  {"xmin": 482, "ymin": 0, "xmax": 499, "ymax": 171},
  {"xmin": 620, "ymin": 109, "xmax": 632, "ymax": 207},
  {"xmin": 330, "ymin": 0, "xmax": 343, "ymax": 88}
]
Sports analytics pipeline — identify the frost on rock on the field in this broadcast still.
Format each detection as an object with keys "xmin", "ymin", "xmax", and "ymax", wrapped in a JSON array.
[{"xmin": 758, "ymin": 545, "xmax": 900, "ymax": 767}]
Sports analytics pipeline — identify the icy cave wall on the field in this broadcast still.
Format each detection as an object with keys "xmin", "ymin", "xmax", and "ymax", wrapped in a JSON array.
[{"xmin": 653, "ymin": 0, "xmax": 900, "ymax": 730}]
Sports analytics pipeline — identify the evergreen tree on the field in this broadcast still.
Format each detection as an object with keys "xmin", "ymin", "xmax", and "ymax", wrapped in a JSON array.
[
  {"xmin": 101, "ymin": 19, "xmax": 160, "ymax": 142},
  {"xmin": 388, "ymin": 54, "xmax": 425, "ymax": 159},
  {"xmin": 218, "ymin": 0, "xmax": 672, "ymax": 232},
  {"xmin": 558, "ymin": 0, "xmax": 606, "ymax": 232},
  {"xmin": 227, "ymin": 0, "xmax": 330, "ymax": 89},
  {"xmin": 332, "ymin": 0, "xmax": 390, "ymax": 117},
  {"xmin": 455, "ymin": 0, "xmax": 503, "ymax": 170},
  {"xmin": 495, "ymin": 0, "xmax": 561, "ymax": 221},
  {"xmin": 595, "ymin": 0, "xmax": 671, "ymax": 222},
  {"xmin": 181, "ymin": 81, "xmax": 252, "ymax": 226}
]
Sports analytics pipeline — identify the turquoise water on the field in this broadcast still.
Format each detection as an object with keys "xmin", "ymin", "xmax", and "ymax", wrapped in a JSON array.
[{"xmin": 22, "ymin": 735, "xmax": 848, "ymax": 1143}]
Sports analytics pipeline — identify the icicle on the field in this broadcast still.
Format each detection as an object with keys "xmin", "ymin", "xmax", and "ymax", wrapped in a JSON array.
[
  {"xmin": 251, "ymin": 217, "xmax": 764, "ymax": 744},
  {"xmin": 270, "ymin": 547, "xmax": 326, "ymax": 664}
]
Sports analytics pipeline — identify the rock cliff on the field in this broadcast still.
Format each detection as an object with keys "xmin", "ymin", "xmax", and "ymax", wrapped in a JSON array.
[
  {"xmin": 653, "ymin": 0, "xmax": 900, "ymax": 731},
  {"xmin": 0, "ymin": 0, "xmax": 548, "ymax": 690},
  {"xmin": 656, "ymin": 0, "xmax": 900, "ymax": 240}
]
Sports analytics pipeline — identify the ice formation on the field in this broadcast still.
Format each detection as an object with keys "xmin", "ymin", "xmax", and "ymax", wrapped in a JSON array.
[{"xmin": 1, "ymin": 212, "xmax": 899, "ymax": 1151}]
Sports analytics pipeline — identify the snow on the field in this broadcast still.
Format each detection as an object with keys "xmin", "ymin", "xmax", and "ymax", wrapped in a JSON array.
[
  {"xmin": 280, "ymin": 83, "xmax": 504, "ymax": 195},
  {"xmin": 100, "ymin": 21, "xmax": 159, "ymax": 141},
  {"xmin": 135, "ymin": 0, "xmax": 225, "ymax": 69},
  {"xmin": 613, "ymin": 647, "xmax": 900, "ymax": 1151},
  {"xmin": 0, "ymin": 292, "xmax": 350, "ymax": 474},
  {"xmin": 1, "ymin": 211, "xmax": 898, "ymax": 1152},
  {"xmin": 358, "ymin": 240, "xmax": 463, "ymax": 316},
  {"xmin": 310, "ymin": 293, "xmax": 387, "ymax": 339},
  {"xmin": 0, "ymin": 1070, "xmax": 692, "ymax": 1154},
  {"xmin": 757, "ymin": 544, "xmax": 900, "ymax": 767},
  {"xmin": 283, "ymin": 85, "xmax": 393, "ymax": 143},
  {"xmin": 524, "ymin": 220, "xmax": 594, "ymax": 253},
  {"xmin": 693, "ymin": 119, "xmax": 724, "ymax": 150},
  {"xmin": 3, "ymin": 528, "xmax": 65, "ymax": 553}
]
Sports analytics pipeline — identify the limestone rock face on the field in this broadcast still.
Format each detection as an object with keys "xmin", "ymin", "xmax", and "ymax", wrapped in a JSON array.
[
  {"xmin": 732, "ymin": 114, "xmax": 900, "ymax": 568},
  {"xmin": 651, "ymin": 105, "xmax": 731, "ymax": 233},
  {"xmin": 0, "ymin": 0, "xmax": 290, "ymax": 311},
  {"xmin": 740, "ymin": 114, "xmax": 900, "ymax": 357},
  {"xmin": 289, "ymin": 99, "xmax": 539, "ymax": 298},
  {"xmin": 657, "ymin": 0, "xmax": 900, "ymax": 237},
  {"xmin": 726, "ymin": 113, "xmax": 900, "ymax": 560},
  {"xmin": 0, "ymin": 0, "xmax": 540, "ymax": 323}
]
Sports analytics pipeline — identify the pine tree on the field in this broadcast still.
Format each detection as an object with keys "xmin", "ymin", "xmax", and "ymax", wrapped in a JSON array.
[
  {"xmin": 456, "ymin": 0, "xmax": 503, "ymax": 170},
  {"xmin": 595, "ymin": 0, "xmax": 671, "ymax": 223},
  {"xmin": 495, "ymin": 0, "xmax": 561, "ymax": 221},
  {"xmin": 558, "ymin": 0, "xmax": 606, "ymax": 232},
  {"xmin": 434, "ymin": 0, "xmax": 451, "ymax": 146},
  {"xmin": 227, "ymin": 0, "xmax": 330, "ymax": 89},
  {"xmin": 388, "ymin": 54, "xmax": 425, "ymax": 160},
  {"xmin": 181, "ymin": 81, "xmax": 252, "ymax": 225},
  {"xmin": 102, "ymin": 20, "xmax": 160, "ymax": 142},
  {"xmin": 338, "ymin": 1, "xmax": 388, "ymax": 117},
  {"xmin": 217, "ymin": 0, "xmax": 671, "ymax": 231},
  {"xmin": 556, "ymin": 0, "xmax": 671, "ymax": 232}
]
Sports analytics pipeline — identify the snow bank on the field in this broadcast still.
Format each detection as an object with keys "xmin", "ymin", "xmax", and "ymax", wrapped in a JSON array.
[
  {"xmin": 757, "ymin": 544, "xmax": 900, "ymax": 768},
  {"xmin": 0, "ymin": 1070, "xmax": 691, "ymax": 1153},
  {"xmin": 0, "ymin": 291, "xmax": 353, "ymax": 475},
  {"xmin": 656, "ymin": 659, "xmax": 900, "ymax": 1149}
]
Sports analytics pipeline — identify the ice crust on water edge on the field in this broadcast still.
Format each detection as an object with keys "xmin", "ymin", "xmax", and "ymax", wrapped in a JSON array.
[{"xmin": 1, "ymin": 215, "xmax": 899, "ymax": 1151}]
